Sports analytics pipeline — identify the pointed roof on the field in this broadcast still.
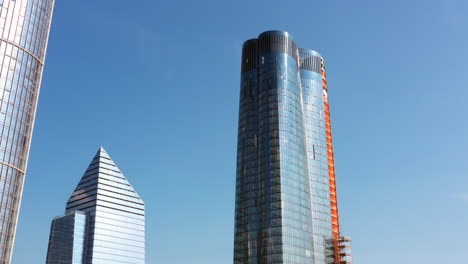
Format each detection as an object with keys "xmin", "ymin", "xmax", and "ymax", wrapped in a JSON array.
[{"xmin": 66, "ymin": 147, "xmax": 144, "ymax": 216}]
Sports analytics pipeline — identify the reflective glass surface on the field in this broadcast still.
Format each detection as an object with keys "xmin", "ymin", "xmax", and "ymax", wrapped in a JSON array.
[
  {"xmin": 234, "ymin": 31, "xmax": 332, "ymax": 264},
  {"xmin": 0, "ymin": 0, "xmax": 55, "ymax": 262},
  {"xmin": 299, "ymin": 49, "xmax": 332, "ymax": 264},
  {"xmin": 47, "ymin": 148, "xmax": 145, "ymax": 264},
  {"xmin": 46, "ymin": 211, "xmax": 87, "ymax": 264}
]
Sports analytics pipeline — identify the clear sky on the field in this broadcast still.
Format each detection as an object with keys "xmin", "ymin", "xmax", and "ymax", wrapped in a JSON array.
[{"xmin": 11, "ymin": 0, "xmax": 468, "ymax": 263}]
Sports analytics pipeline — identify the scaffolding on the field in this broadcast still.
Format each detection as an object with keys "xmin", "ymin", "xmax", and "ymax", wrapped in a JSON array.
[{"xmin": 326, "ymin": 236, "xmax": 353, "ymax": 264}]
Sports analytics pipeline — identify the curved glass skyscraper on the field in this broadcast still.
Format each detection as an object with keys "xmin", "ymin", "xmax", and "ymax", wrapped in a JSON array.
[
  {"xmin": 0, "ymin": 0, "xmax": 55, "ymax": 262},
  {"xmin": 234, "ymin": 31, "xmax": 351, "ymax": 264}
]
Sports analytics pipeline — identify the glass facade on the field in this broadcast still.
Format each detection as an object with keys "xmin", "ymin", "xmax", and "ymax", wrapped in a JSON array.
[
  {"xmin": 234, "ymin": 31, "xmax": 336, "ymax": 264},
  {"xmin": 298, "ymin": 49, "xmax": 332, "ymax": 264},
  {"xmin": 0, "ymin": 0, "xmax": 55, "ymax": 262},
  {"xmin": 46, "ymin": 211, "xmax": 87, "ymax": 264},
  {"xmin": 46, "ymin": 147, "xmax": 145, "ymax": 264}
]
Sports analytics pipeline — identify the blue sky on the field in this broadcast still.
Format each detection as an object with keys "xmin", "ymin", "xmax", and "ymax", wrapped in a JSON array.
[{"xmin": 11, "ymin": 0, "xmax": 468, "ymax": 263}]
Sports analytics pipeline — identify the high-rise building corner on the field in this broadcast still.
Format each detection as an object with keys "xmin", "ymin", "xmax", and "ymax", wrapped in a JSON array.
[{"xmin": 0, "ymin": 0, "xmax": 56, "ymax": 262}]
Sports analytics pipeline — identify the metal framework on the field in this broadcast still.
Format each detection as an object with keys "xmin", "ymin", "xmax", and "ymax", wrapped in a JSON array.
[
  {"xmin": 326, "ymin": 237, "xmax": 353, "ymax": 264},
  {"xmin": 322, "ymin": 59, "xmax": 353, "ymax": 264}
]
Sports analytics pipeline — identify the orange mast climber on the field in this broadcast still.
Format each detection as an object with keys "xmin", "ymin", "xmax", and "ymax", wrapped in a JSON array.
[
  {"xmin": 322, "ymin": 59, "xmax": 340, "ymax": 242},
  {"xmin": 322, "ymin": 58, "xmax": 352, "ymax": 264}
]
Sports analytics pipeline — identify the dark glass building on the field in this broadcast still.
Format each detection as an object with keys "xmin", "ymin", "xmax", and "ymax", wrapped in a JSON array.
[
  {"xmin": 46, "ymin": 211, "xmax": 87, "ymax": 264},
  {"xmin": 234, "ymin": 31, "xmax": 351, "ymax": 264},
  {"xmin": 0, "ymin": 1, "xmax": 55, "ymax": 262},
  {"xmin": 46, "ymin": 148, "xmax": 145, "ymax": 264}
]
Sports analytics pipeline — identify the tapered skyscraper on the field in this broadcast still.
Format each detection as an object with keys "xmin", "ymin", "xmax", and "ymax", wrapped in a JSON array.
[
  {"xmin": 234, "ymin": 31, "xmax": 351, "ymax": 264},
  {"xmin": 0, "ymin": 0, "xmax": 55, "ymax": 262},
  {"xmin": 46, "ymin": 148, "xmax": 145, "ymax": 264}
]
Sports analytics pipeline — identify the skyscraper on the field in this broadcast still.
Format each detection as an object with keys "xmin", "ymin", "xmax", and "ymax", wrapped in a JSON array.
[
  {"xmin": 0, "ymin": 1, "xmax": 55, "ymax": 262},
  {"xmin": 234, "ymin": 31, "xmax": 351, "ymax": 264},
  {"xmin": 46, "ymin": 147, "xmax": 145, "ymax": 264}
]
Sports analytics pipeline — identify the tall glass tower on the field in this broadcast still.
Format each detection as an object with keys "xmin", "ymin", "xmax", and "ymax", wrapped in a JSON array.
[
  {"xmin": 46, "ymin": 147, "xmax": 145, "ymax": 264},
  {"xmin": 0, "ymin": 1, "xmax": 55, "ymax": 262},
  {"xmin": 234, "ymin": 31, "xmax": 351, "ymax": 264}
]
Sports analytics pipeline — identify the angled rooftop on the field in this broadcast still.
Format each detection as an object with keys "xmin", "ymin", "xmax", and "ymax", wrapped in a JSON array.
[{"xmin": 66, "ymin": 147, "xmax": 144, "ymax": 216}]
